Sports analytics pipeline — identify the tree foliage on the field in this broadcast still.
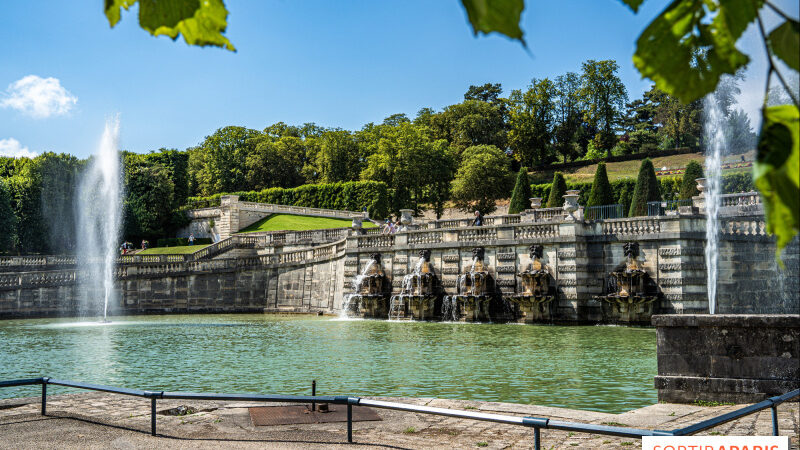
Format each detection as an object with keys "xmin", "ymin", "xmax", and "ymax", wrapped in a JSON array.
[
  {"xmin": 508, "ymin": 166, "xmax": 531, "ymax": 214},
  {"xmin": 588, "ymin": 162, "xmax": 615, "ymax": 207},
  {"xmin": 680, "ymin": 160, "xmax": 704, "ymax": 200},
  {"xmin": 546, "ymin": 172, "xmax": 567, "ymax": 208},
  {"xmin": 629, "ymin": 158, "xmax": 662, "ymax": 217},
  {"xmin": 508, "ymin": 78, "xmax": 557, "ymax": 167},
  {"xmin": 450, "ymin": 145, "xmax": 512, "ymax": 215},
  {"xmin": 0, "ymin": 180, "xmax": 16, "ymax": 253}
]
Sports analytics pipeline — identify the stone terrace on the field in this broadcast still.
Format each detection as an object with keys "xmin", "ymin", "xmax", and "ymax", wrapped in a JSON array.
[{"xmin": 0, "ymin": 393, "xmax": 796, "ymax": 449}]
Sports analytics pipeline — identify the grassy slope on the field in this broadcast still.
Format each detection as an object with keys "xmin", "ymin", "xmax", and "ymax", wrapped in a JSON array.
[
  {"xmin": 238, "ymin": 213, "xmax": 377, "ymax": 233},
  {"xmin": 529, "ymin": 151, "xmax": 754, "ymax": 184},
  {"xmin": 138, "ymin": 245, "xmax": 209, "ymax": 255}
]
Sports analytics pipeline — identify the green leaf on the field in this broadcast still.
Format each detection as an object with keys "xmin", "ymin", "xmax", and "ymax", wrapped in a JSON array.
[
  {"xmin": 460, "ymin": 0, "xmax": 525, "ymax": 44},
  {"xmin": 633, "ymin": 0, "xmax": 762, "ymax": 103},
  {"xmin": 104, "ymin": 0, "xmax": 137, "ymax": 27},
  {"xmin": 619, "ymin": 0, "xmax": 645, "ymax": 13},
  {"xmin": 105, "ymin": 0, "xmax": 235, "ymax": 52},
  {"xmin": 754, "ymin": 104, "xmax": 800, "ymax": 257},
  {"xmin": 768, "ymin": 19, "xmax": 800, "ymax": 72}
]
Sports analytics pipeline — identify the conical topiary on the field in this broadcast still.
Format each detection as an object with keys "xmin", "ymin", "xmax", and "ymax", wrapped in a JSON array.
[
  {"xmin": 629, "ymin": 158, "xmax": 662, "ymax": 216},
  {"xmin": 679, "ymin": 160, "xmax": 704, "ymax": 199},
  {"xmin": 508, "ymin": 167, "xmax": 532, "ymax": 214},
  {"xmin": 547, "ymin": 172, "xmax": 568, "ymax": 208},
  {"xmin": 587, "ymin": 162, "xmax": 615, "ymax": 207}
]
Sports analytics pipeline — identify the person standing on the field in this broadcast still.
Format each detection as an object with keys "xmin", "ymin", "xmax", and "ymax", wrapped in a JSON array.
[
  {"xmin": 471, "ymin": 210, "xmax": 484, "ymax": 226},
  {"xmin": 188, "ymin": 233, "xmax": 195, "ymax": 246}
]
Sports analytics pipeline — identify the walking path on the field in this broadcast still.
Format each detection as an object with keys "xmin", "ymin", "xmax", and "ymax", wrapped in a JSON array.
[{"xmin": 0, "ymin": 393, "xmax": 796, "ymax": 449}]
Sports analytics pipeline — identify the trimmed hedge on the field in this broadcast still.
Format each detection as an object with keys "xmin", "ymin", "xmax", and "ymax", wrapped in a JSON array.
[
  {"xmin": 547, "ymin": 172, "xmax": 568, "ymax": 207},
  {"xmin": 156, "ymin": 237, "xmax": 213, "ymax": 247},
  {"xmin": 508, "ymin": 167, "xmax": 531, "ymax": 214},
  {"xmin": 531, "ymin": 172, "xmax": 755, "ymax": 217},
  {"xmin": 629, "ymin": 159, "xmax": 662, "ymax": 217},
  {"xmin": 186, "ymin": 180, "xmax": 390, "ymax": 220}
]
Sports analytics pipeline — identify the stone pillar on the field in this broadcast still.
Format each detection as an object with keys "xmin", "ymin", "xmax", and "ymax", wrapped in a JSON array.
[{"xmin": 218, "ymin": 195, "xmax": 241, "ymax": 240}]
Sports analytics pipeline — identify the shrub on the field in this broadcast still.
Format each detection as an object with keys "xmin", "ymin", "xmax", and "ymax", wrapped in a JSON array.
[
  {"xmin": 186, "ymin": 180, "xmax": 390, "ymax": 219},
  {"xmin": 0, "ymin": 180, "xmax": 16, "ymax": 253},
  {"xmin": 508, "ymin": 167, "xmax": 532, "ymax": 214},
  {"xmin": 629, "ymin": 158, "xmax": 662, "ymax": 216},
  {"xmin": 679, "ymin": 161, "xmax": 704, "ymax": 199},
  {"xmin": 588, "ymin": 162, "xmax": 615, "ymax": 207},
  {"xmin": 546, "ymin": 172, "xmax": 568, "ymax": 207}
]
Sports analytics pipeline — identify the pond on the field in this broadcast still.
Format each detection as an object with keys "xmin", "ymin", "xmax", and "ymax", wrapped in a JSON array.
[{"xmin": 0, "ymin": 314, "xmax": 656, "ymax": 414}]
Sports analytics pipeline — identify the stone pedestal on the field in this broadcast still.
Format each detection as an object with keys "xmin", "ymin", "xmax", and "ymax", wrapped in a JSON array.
[{"xmin": 653, "ymin": 314, "xmax": 799, "ymax": 404}]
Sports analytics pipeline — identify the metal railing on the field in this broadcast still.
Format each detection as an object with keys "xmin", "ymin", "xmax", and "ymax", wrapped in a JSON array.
[
  {"xmin": 584, "ymin": 204, "xmax": 624, "ymax": 221},
  {"xmin": 647, "ymin": 199, "xmax": 692, "ymax": 216},
  {"xmin": 0, "ymin": 377, "xmax": 796, "ymax": 448}
]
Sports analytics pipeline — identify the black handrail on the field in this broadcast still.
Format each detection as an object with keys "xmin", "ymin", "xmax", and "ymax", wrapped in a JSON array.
[{"xmin": 0, "ymin": 377, "xmax": 796, "ymax": 449}]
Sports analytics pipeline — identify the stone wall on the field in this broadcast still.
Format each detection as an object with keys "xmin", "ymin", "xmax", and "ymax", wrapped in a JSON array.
[
  {"xmin": 0, "ymin": 242, "xmax": 346, "ymax": 319},
  {"xmin": 653, "ymin": 314, "xmax": 799, "ymax": 403}
]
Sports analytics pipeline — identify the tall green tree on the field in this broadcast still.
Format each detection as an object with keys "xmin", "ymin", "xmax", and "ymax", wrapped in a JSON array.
[
  {"xmin": 245, "ymin": 135, "xmax": 306, "ymax": 190},
  {"xmin": 508, "ymin": 167, "xmax": 531, "ymax": 214},
  {"xmin": 0, "ymin": 180, "xmax": 16, "ymax": 253},
  {"xmin": 649, "ymin": 88, "xmax": 703, "ymax": 149},
  {"xmin": 580, "ymin": 59, "xmax": 628, "ymax": 154},
  {"xmin": 428, "ymin": 100, "xmax": 507, "ymax": 152},
  {"xmin": 450, "ymin": 145, "xmax": 512, "ymax": 215},
  {"xmin": 629, "ymin": 158, "xmax": 662, "ymax": 216},
  {"xmin": 361, "ymin": 122, "xmax": 454, "ymax": 215},
  {"xmin": 188, "ymin": 126, "xmax": 261, "ymax": 196},
  {"xmin": 546, "ymin": 172, "xmax": 568, "ymax": 208},
  {"xmin": 508, "ymin": 78, "xmax": 557, "ymax": 167},
  {"xmin": 464, "ymin": 83, "xmax": 504, "ymax": 105},
  {"xmin": 588, "ymin": 162, "xmax": 615, "ymax": 207},
  {"xmin": 680, "ymin": 161, "xmax": 704, "ymax": 199},
  {"xmin": 124, "ymin": 164, "xmax": 175, "ymax": 239},
  {"xmin": 553, "ymin": 72, "xmax": 584, "ymax": 162},
  {"xmin": 315, "ymin": 129, "xmax": 362, "ymax": 183}
]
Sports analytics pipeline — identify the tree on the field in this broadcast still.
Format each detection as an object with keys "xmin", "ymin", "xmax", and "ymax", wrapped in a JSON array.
[
  {"xmin": 546, "ymin": 172, "xmax": 567, "ymax": 208},
  {"xmin": 450, "ymin": 145, "xmax": 512, "ymax": 215},
  {"xmin": 588, "ymin": 162, "xmax": 614, "ymax": 207},
  {"xmin": 507, "ymin": 78, "xmax": 557, "ymax": 167},
  {"xmin": 680, "ymin": 161, "xmax": 704, "ymax": 200},
  {"xmin": 105, "ymin": 0, "xmax": 800, "ymax": 255},
  {"xmin": 428, "ymin": 100, "xmax": 507, "ymax": 152},
  {"xmin": 188, "ymin": 126, "xmax": 261, "ymax": 196},
  {"xmin": 553, "ymin": 72, "xmax": 584, "ymax": 162},
  {"xmin": 465, "ymin": 83, "xmax": 503, "ymax": 105},
  {"xmin": 0, "ymin": 180, "xmax": 16, "ymax": 253},
  {"xmin": 629, "ymin": 158, "xmax": 662, "ymax": 217},
  {"xmin": 124, "ymin": 164, "xmax": 175, "ymax": 239},
  {"xmin": 649, "ymin": 88, "xmax": 702, "ymax": 149},
  {"xmin": 360, "ymin": 122, "xmax": 454, "ymax": 215},
  {"xmin": 508, "ymin": 167, "xmax": 531, "ymax": 214},
  {"xmin": 245, "ymin": 135, "xmax": 306, "ymax": 190},
  {"xmin": 580, "ymin": 60, "xmax": 628, "ymax": 154},
  {"xmin": 314, "ymin": 129, "xmax": 362, "ymax": 183}
]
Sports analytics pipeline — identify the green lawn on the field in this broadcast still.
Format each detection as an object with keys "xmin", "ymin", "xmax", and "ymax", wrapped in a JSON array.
[
  {"xmin": 237, "ymin": 213, "xmax": 377, "ymax": 233},
  {"xmin": 138, "ymin": 245, "xmax": 209, "ymax": 255},
  {"xmin": 530, "ymin": 150, "xmax": 755, "ymax": 184}
]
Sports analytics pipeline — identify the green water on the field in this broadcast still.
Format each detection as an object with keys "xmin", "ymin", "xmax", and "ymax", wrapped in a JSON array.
[{"xmin": 0, "ymin": 314, "xmax": 656, "ymax": 413}]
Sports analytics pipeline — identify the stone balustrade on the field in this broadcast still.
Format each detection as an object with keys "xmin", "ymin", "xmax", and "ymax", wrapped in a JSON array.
[{"xmin": 601, "ymin": 217, "xmax": 662, "ymax": 235}]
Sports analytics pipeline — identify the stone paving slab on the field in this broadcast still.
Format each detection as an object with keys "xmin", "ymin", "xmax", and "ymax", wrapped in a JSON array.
[{"xmin": 0, "ymin": 392, "xmax": 796, "ymax": 449}]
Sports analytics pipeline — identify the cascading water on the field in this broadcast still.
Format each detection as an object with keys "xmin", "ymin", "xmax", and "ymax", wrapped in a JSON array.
[
  {"xmin": 340, "ymin": 259, "xmax": 376, "ymax": 318},
  {"xmin": 76, "ymin": 118, "xmax": 122, "ymax": 321},
  {"xmin": 703, "ymin": 96, "xmax": 725, "ymax": 314}
]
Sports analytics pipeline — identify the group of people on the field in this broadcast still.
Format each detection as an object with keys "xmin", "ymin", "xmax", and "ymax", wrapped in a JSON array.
[
  {"xmin": 119, "ymin": 240, "xmax": 151, "ymax": 255},
  {"xmin": 380, "ymin": 217, "xmax": 406, "ymax": 235}
]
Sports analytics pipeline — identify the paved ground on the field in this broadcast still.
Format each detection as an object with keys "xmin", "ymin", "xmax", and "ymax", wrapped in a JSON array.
[{"xmin": 0, "ymin": 393, "xmax": 796, "ymax": 449}]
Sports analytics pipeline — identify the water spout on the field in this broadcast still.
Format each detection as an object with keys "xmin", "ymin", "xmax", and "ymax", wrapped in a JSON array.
[
  {"xmin": 76, "ymin": 118, "xmax": 122, "ymax": 321},
  {"xmin": 703, "ymin": 97, "xmax": 725, "ymax": 314}
]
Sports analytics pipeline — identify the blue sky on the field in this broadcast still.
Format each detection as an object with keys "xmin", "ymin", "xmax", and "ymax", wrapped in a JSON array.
[{"xmin": 0, "ymin": 1, "xmax": 795, "ymax": 158}]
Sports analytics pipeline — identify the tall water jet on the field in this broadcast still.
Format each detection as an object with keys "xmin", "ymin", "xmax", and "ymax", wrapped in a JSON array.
[
  {"xmin": 703, "ymin": 96, "xmax": 725, "ymax": 314},
  {"xmin": 76, "ymin": 118, "xmax": 123, "ymax": 321}
]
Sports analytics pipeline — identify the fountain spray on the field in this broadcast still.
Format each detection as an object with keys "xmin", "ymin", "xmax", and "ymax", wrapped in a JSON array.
[
  {"xmin": 703, "ymin": 96, "xmax": 724, "ymax": 314},
  {"xmin": 76, "ymin": 118, "xmax": 123, "ymax": 321}
]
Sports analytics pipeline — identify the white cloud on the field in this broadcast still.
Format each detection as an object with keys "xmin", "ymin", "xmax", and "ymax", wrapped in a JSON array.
[
  {"xmin": 0, "ymin": 138, "xmax": 38, "ymax": 159},
  {"xmin": 1, "ymin": 75, "xmax": 77, "ymax": 119}
]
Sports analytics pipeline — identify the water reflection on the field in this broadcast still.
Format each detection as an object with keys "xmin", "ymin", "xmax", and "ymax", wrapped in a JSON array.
[{"xmin": 0, "ymin": 314, "xmax": 656, "ymax": 413}]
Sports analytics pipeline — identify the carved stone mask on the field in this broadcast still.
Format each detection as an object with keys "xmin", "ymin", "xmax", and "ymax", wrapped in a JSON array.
[{"xmin": 471, "ymin": 247, "xmax": 485, "ymax": 260}]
